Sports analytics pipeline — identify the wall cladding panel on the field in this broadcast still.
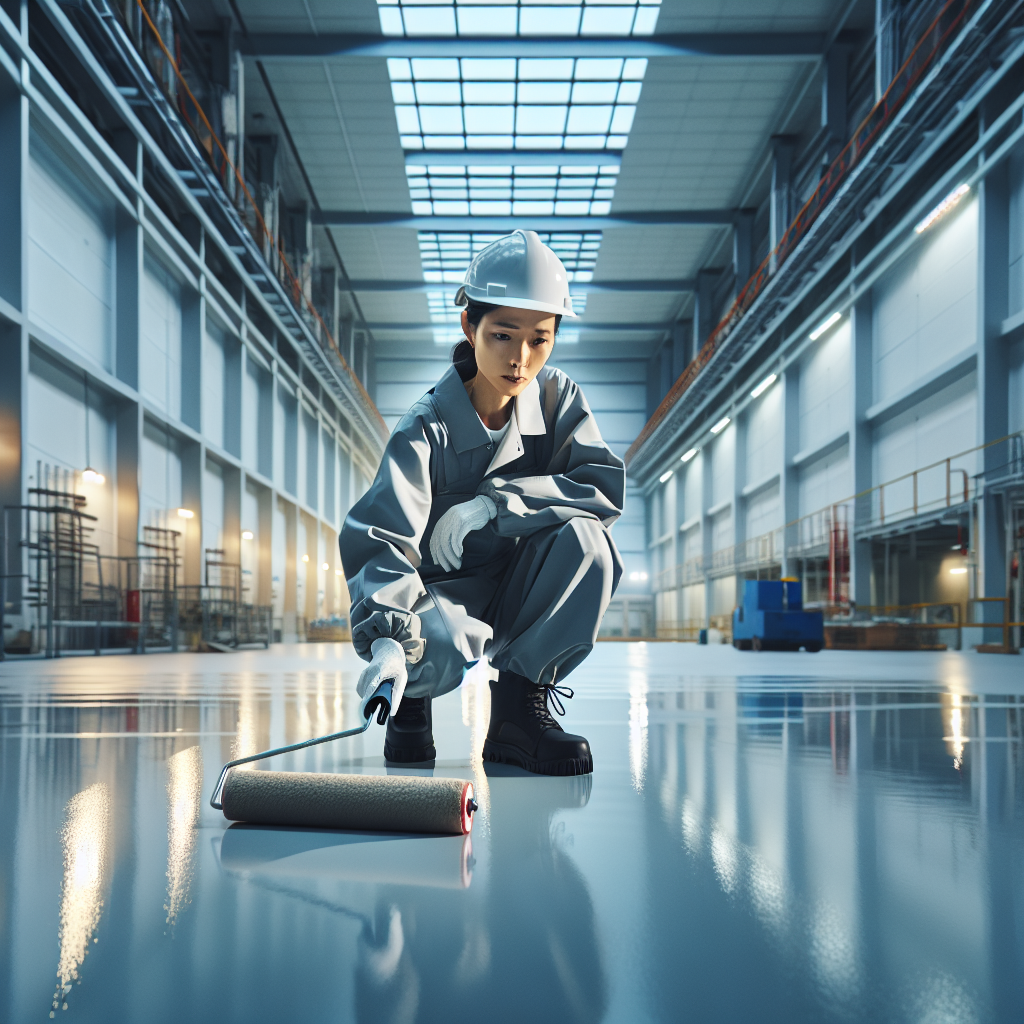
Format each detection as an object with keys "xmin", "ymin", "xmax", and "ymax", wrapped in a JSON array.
[
  {"xmin": 873, "ymin": 372, "xmax": 978, "ymax": 519},
  {"xmin": 28, "ymin": 130, "xmax": 114, "ymax": 370},
  {"xmin": 798, "ymin": 446, "xmax": 850, "ymax": 517},
  {"xmin": 202, "ymin": 315, "xmax": 226, "ymax": 450},
  {"xmin": 799, "ymin": 321, "xmax": 851, "ymax": 449},
  {"xmin": 745, "ymin": 481, "xmax": 781, "ymax": 540},
  {"xmin": 140, "ymin": 254, "xmax": 182, "ymax": 419},
  {"xmin": 873, "ymin": 198, "xmax": 978, "ymax": 402},
  {"xmin": 746, "ymin": 383, "xmax": 782, "ymax": 485},
  {"xmin": 140, "ymin": 419, "xmax": 183, "ymax": 535}
]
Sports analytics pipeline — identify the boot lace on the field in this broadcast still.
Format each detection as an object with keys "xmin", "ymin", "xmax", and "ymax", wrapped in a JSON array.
[{"xmin": 527, "ymin": 683, "xmax": 575, "ymax": 724}]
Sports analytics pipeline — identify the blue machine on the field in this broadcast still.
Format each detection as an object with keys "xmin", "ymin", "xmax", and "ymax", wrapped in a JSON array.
[{"xmin": 732, "ymin": 579, "xmax": 824, "ymax": 652}]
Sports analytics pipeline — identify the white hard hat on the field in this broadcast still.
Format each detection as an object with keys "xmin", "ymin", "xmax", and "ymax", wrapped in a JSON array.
[{"xmin": 454, "ymin": 230, "xmax": 578, "ymax": 318}]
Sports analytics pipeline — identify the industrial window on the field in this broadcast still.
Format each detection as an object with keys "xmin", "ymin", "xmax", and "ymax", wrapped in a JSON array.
[
  {"xmin": 386, "ymin": 56, "xmax": 647, "ymax": 152},
  {"xmin": 376, "ymin": 0, "xmax": 661, "ymax": 38}
]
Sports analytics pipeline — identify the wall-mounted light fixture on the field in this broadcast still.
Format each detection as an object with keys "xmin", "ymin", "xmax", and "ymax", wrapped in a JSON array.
[
  {"xmin": 302, "ymin": 554, "xmax": 310, "ymax": 563},
  {"xmin": 177, "ymin": 508, "xmax": 194, "ymax": 519},
  {"xmin": 750, "ymin": 373, "xmax": 777, "ymax": 399},
  {"xmin": 81, "ymin": 373, "xmax": 105, "ymax": 485},
  {"xmin": 949, "ymin": 567, "xmax": 968, "ymax": 575},
  {"xmin": 335, "ymin": 568, "xmax": 343, "ymax": 576},
  {"xmin": 628, "ymin": 570, "xmax": 649, "ymax": 582},
  {"xmin": 322, "ymin": 562, "xmax": 330, "ymax": 571},
  {"xmin": 681, "ymin": 448, "xmax": 698, "ymax": 463},
  {"xmin": 915, "ymin": 183, "xmax": 970, "ymax": 234},
  {"xmin": 809, "ymin": 311, "xmax": 842, "ymax": 341},
  {"xmin": 710, "ymin": 416, "xmax": 730, "ymax": 435},
  {"xmin": 241, "ymin": 530, "xmax": 254, "ymax": 540}
]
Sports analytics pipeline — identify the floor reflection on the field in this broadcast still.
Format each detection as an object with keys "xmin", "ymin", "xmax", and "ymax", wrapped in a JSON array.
[{"xmin": 0, "ymin": 646, "xmax": 1022, "ymax": 1023}]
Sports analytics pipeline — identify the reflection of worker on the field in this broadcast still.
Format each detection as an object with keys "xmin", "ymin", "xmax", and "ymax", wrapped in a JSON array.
[
  {"xmin": 354, "ymin": 776, "xmax": 607, "ymax": 1024},
  {"xmin": 341, "ymin": 231, "xmax": 623, "ymax": 775}
]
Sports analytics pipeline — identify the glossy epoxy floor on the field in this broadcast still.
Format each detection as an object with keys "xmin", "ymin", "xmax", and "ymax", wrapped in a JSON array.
[{"xmin": 1, "ymin": 644, "xmax": 1023, "ymax": 1024}]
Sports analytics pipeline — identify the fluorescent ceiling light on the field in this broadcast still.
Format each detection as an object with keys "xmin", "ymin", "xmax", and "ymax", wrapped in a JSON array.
[
  {"xmin": 241, "ymin": 530, "xmax": 254, "ymax": 540},
  {"xmin": 710, "ymin": 417, "xmax": 730, "ymax": 435},
  {"xmin": 659, "ymin": 470, "xmax": 673, "ymax": 483},
  {"xmin": 681, "ymin": 447, "xmax": 698, "ymax": 463},
  {"xmin": 915, "ymin": 183, "xmax": 970, "ymax": 234},
  {"xmin": 81, "ymin": 468, "xmax": 105, "ymax": 485},
  {"xmin": 809, "ymin": 311, "xmax": 842, "ymax": 341},
  {"xmin": 949, "ymin": 567, "xmax": 968, "ymax": 575},
  {"xmin": 750, "ymin": 373, "xmax": 777, "ymax": 399},
  {"xmin": 176, "ymin": 508, "xmax": 194, "ymax": 519}
]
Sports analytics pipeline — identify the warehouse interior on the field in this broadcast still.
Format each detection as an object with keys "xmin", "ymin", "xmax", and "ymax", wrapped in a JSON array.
[{"xmin": 1, "ymin": 0, "xmax": 1023, "ymax": 1021}]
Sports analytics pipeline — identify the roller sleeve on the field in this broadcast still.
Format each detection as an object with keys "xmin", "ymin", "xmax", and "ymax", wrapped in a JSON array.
[{"xmin": 222, "ymin": 770, "xmax": 475, "ymax": 835}]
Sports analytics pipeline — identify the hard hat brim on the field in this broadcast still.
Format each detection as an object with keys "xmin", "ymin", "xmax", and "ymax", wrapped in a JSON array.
[{"xmin": 454, "ymin": 285, "xmax": 578, "ymax": 318}]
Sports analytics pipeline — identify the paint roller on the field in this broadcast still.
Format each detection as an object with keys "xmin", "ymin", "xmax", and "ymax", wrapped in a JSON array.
[{"xmin": 210, "ymin": 659, "xmax": 477, "ymax": 835}]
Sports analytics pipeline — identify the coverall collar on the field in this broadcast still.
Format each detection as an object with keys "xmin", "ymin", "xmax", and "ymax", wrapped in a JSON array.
[{"xmin": 433, "ymin": 364, "xmax": 547, "ymax": 455}]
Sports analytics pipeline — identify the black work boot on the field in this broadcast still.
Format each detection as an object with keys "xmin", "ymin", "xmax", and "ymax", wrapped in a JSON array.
[
  {"xmin": 482, "ymin": 672, "xmax": 593, "ymax": 776},
  {"xmin": 383, "ymin": 695, "xmax": 436, "ymax": 763}
]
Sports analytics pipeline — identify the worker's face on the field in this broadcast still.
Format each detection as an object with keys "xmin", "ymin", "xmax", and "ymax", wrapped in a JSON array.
[{"xmin": 462, "ymin": 306, "xmax": 556, "ymax": 398}]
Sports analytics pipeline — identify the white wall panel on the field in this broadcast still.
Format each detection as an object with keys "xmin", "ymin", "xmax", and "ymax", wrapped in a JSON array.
[
  {"xmin": 745, "ymin": 481, "xmax": 781, "ymax": 540},
  {"xmin": 745, "ymin": 382, "xmax": 782, "ymax": 485},
  {"xmin": 139, "ymin": 419, "xmax": 182, "ymax": 535},
  {"xmin": 202, "ymin": 457, "xmax": 225, "ymax": 562},
  {"xmin": 241, "ymin": 358, "xmax": 262, "ymax": 473},
  {"xmin": 799, "ymin": 320, "xmax": 850, "ymax": 449},
  {"xmin": 711, "ymin": 508, "xmax": 733, "ymax": 552},
  {"xmin": 1008, "ymin": 148, "xmax": 1024, "ymax": 317},
  {"xmin": 26, "ymin": 349, "xmax": 115, "ymax": 553},
  {"xmin": 1010, "ymin": 337, "xmax": 1024, "ymax": 436},
  {"xmin": 140, "ymin": 255, "xmax": 182, "ymax": 418},
  {"xmin": 202, "ymin": 316, "xmax": 226, "ymax": 449},
  {"xmin": 28, "ymin": 132, "xmax": 114, "ymax": 369},
  {"xmin": 798, "ymin": 446, "xmax": 850, "ymax": 517},
  {"xmin": 873, "ymin": 198, "xmax": 977, "ymax": 402},
  {"xmin": 873, "ymin": 373, "xmax": 977, "ymax": 520},
  {"xmin": 241, "ymin": 484, "xmax": 260, "ymax": 601},
  {"xmin": 682, "ymin": 459, "xmax": 702, "ymax": 524},
  {"xmin": 710, "ymin": 427, "xmax": 735, "ymax": 508}
]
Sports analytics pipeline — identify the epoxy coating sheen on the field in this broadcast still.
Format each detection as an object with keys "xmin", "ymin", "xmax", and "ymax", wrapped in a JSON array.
[{"xmin": 1, "ymin": 643, "xmax": 1022, "ymax": 1024}]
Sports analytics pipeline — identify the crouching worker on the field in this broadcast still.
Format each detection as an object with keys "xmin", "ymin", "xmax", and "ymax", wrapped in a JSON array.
[{"xmin": 340, "ymin": 231, "xmax": 624, "ymax": 776}]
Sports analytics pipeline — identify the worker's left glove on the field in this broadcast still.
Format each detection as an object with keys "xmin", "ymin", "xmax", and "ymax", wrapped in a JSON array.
[
  {"xmin": 357, "ymin": 637, "xmax": 408, "ymax": 719},
  {"xmin": 429, "ymin": 495, "xmax": 497, "ymax": 572}
]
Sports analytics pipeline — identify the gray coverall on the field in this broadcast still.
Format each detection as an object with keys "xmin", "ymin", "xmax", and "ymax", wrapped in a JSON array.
[{"xmin": 339, "ymin": 363, "xmax": 624, "ymax": 697}]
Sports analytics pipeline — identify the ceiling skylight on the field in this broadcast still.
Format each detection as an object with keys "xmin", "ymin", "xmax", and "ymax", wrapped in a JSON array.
[
  {"xmin": 419, "ymin": 230, "xmax": 596, "ymax": 343},
  {"xmin": 377, "ymin": 0, "xmax": 661, "ymax": 38},
  {"xmin": 387, "ymin": 56, "xmax": 646, "ymax": 151},
  {"xmin": 407, "ymin": 163, "xmax": 620, "ymax": 217}
]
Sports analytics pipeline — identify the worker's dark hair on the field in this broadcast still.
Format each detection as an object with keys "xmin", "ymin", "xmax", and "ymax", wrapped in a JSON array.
[{"xmin": 451, "ymin": 299, "xmax": 561, "ymax": 382}]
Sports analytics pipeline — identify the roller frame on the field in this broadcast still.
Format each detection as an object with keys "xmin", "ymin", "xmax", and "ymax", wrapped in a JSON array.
[{"xmin": 209, "ymin": 681, "xmax": 395, "ymax": 810}]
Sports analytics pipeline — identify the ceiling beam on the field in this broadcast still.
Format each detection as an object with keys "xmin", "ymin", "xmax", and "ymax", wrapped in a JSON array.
[
  {"xmin": 405, "ymin": 150, "xmax": 620, "ymax": 168},
  {"xmin": 348, "ymin": 279, "xmax": 696, "ymax": 292},
  {"xmin": 240, "ymin": 33, "xmax": 825, "ymax": 60},
  {"xmin": 313, "ymin": 211, "xmax": 735, "ymax": 229},
  {"xmin": 365, "ymin": 321, "xmax": 672, "ymax": 332}
]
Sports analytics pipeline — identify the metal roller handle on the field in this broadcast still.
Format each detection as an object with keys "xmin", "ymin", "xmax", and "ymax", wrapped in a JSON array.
[{"xmin": 209, "ymin": 680, "xmax": 395, "ymax": 810}]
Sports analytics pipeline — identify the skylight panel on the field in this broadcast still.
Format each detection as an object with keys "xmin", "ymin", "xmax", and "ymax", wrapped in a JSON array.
[
  {"xmin": 388, "ymin": 56, "xmax": 646, "ymax": 153},
  {"xmin": 377, "ymin": 1, "xmax": 661, "ymax": 38},
  {"xmin": 406, "ymin": 164, "xmax": 618, "ymax": 215}
]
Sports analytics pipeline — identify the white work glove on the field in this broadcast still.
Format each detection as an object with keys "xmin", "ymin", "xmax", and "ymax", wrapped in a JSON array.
[
  {"xmin": 357, "ymin": 637, "xmax": 409, "ymax": 719},
  {"xmin": 429, "ymin": 495, "xmax": 497, "ymax": 572}
]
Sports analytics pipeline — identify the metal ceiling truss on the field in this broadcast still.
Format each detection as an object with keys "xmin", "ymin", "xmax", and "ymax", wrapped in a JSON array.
[
  {"xmin": 37, "ymin": 0, "xmax": 389, "ymax": 458},
  {"xmin": 628, "ymin": 0, "xmax": 1024, "ymax": 487},
  {"xmin": 347, "ymin": 279, "xmax": 696, "ymax": 293},
  {"xmin": 239, "ymin": 33, "xmax": 830, "ymax": 61},
  {"xmin": 313, "ymin": 211, "xmax": 735, "ymax": 228}
]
